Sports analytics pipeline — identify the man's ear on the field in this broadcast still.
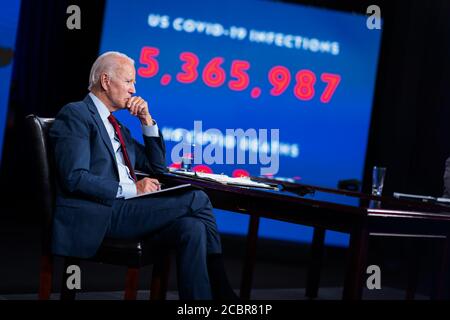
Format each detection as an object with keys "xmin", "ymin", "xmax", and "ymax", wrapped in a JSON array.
[{"xmin": 100, "ymin": 73, "xmax": 110, "ymax": 91}]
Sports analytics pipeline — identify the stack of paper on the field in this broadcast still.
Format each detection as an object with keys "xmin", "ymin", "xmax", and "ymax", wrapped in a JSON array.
[{"xmin": 171, "ymin": 170, "xmax": 276, "ymax": 190}]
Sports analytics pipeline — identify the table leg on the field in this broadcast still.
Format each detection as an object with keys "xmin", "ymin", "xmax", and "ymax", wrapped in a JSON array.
[
  {"xmin": 405, "ymin": 238, "xmax": 421, "ymax": 300},
  {"xmin": 305, "ymin": 227, "xmax": 326, "ymax": 299},
  {"xmin": 432, "ymin": 235, "xmax": 449, "ymax": 299},
  {"xmin": 240, "ymin": 214, "xmax": 260, "ymax": 300},
  {"xmin": 343, "ymin": 226, "xmax": 369, "ymax": 300}
]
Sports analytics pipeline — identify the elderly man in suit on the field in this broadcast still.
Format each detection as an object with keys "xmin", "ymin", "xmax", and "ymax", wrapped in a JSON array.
[{"xmin": 49, "ymin": 51, "xmax": 236, "ymax": 300}]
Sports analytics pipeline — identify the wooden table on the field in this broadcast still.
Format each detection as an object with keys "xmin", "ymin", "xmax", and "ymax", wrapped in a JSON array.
[{"xmin": 156, "ymin": 172, "xmax": 450, "ymax": 300}]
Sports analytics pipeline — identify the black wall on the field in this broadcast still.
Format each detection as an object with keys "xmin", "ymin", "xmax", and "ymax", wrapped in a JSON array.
[
  {"xmin": 0, "ymin": 0, "xmax": 105, "ymax": 215},
  {"xmin": 364, "ymin": 0, "xmax": 450, "ymax": 197}
]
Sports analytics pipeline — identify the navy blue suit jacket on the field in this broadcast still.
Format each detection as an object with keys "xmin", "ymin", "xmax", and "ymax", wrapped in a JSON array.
[{"xmin": 49, "ymin": 95, "xmax": 166, "ymax": 258}]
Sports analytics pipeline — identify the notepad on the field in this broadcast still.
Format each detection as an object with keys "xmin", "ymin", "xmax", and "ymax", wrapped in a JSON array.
[{"xmin": 126, "ymin": 184, "xmax": 192, "ymax": 199}]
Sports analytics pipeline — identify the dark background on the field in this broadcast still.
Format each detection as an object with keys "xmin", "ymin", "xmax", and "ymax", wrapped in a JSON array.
[{"xmin": 1, "ymin": 0, "xmax": 450, "ymax": 297}]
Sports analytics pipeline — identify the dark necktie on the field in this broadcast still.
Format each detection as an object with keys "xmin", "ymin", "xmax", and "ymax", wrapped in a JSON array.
[{"xmin": 108, "ymin": 114, "xmax": 137, "ymax": 181}]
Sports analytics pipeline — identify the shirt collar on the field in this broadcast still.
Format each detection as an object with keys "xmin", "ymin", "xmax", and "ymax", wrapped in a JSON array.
[{"xmin": 88, "ymin": 92, "xmax": 111, "ymax": 121}]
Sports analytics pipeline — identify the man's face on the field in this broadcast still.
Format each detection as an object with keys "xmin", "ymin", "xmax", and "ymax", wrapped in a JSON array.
[{"xmin": 106, "ymin": 59, "xmax": 136, "ymax": 110}]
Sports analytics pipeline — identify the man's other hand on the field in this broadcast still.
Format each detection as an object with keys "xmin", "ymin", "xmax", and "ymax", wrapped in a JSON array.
[{"xmin": 136, "ymin": 177, "xmax": 161, "ymax": 194}]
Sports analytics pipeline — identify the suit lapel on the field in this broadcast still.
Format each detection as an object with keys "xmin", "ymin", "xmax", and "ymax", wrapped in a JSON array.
[{"xmin": 83, "ymin": 95, "xmax": 118, "ymax": 170}]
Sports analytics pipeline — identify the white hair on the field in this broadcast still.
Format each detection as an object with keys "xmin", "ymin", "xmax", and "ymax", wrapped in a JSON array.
[{"xmin": 88, "ymin": 51, "xmax": 135, "ymax": 90}]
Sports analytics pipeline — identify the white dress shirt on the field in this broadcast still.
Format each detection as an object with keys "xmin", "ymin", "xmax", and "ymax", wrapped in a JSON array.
[{"xmin": 88, "ymin": 92, "xmax": 159, "ymax": 198}]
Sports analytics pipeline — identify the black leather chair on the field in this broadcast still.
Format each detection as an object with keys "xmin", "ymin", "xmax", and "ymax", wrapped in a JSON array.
[{"xmin": 26, "ymin": 114, "xmax": 171, "ymax": 300}]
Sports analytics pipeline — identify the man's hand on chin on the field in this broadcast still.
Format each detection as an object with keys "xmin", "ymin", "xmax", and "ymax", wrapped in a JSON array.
[{"xmin": 126, "ymin": 96, "xmax": 154, "ymax": 126}]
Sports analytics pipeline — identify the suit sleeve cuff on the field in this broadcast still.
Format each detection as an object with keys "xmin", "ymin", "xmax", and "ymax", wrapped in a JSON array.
[
  {"xmin": 142, "ymin": 121, "xmax": 159, "ymax": 137},
  {"xmin": 117, "ymin": 182, "xmax": 137, "ymax": 199}
]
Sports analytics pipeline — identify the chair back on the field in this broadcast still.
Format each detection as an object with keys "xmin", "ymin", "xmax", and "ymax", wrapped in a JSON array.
[{"xmin": 26, "ymin": 114, "xmax": 55, "ymax": 253}]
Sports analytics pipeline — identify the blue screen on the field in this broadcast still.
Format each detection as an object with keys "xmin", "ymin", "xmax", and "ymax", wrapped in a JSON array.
[
  {"xmin": 0, "ymin": 0, "xmax": 22, "ymax": 163},
  {"xmin": 100, "ymin": 0, "xmax": 382, "ymax": 246}
]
